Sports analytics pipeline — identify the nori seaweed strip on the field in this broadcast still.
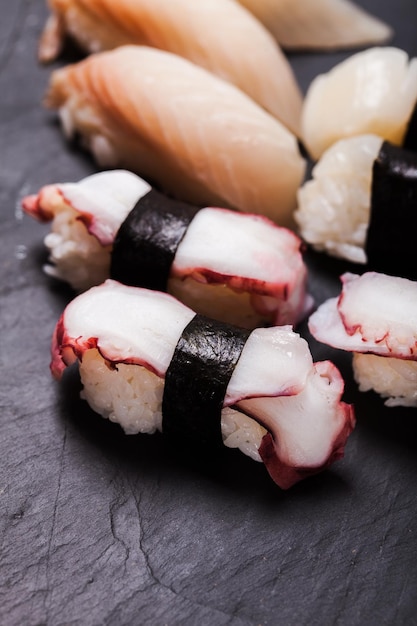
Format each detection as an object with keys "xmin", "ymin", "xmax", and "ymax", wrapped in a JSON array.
[
  {"xmin": 403, "ymin": 101, "xmax": 417, "ymax": 152},
  {"xmin": 366, "ymin": 141, "xmax": 417, "ymax": 280},
  {"xmin": 162, "ymin": 315, "xmax": 251, "ymax": 449},
  {"xmin": 110, "ymin": 189, "xmax": 201, "ymax": 291}
]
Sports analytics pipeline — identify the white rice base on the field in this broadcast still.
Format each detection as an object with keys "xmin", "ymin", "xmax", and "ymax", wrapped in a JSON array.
[
  {"xmin": 79, "ymin": 349, "xmax": 266, "ymax": 461},
  {"xmin": 44, "ymin": 207, "xmax": 111, "ymax": 292},
  {"xmin": 295, "ymin": 134, "xmax": 382, "ymax": 264},
  {"xmin": 353, "ymin": 352, "xmax": 417, "ymax": 407}
]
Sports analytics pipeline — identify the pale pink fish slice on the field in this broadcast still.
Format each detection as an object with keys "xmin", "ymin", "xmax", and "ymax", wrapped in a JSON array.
[
  {"xmin": 237, "ymin": 0, "xmax": 392, "ymax": 50},
  {"xmin": 39, "ymin": 0, "xmax": 303, "ymax": 135},
  {"xmin": 45, "ymin": 45, "xmax": 305, "ymax": 227}
]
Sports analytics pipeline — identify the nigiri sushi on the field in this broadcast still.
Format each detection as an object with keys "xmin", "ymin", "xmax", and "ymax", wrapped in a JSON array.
[
  {"xmin": 309, "ymin": 272, "xmax": 417, "ymax": 407},
  {"xmin": 236, "ymin": 0, "xmax": 392, "ymax": 51},
  {"xmin": 38, "ymin": 0, "xmax": 303, "ymax": 136},
  {"xmin": 22, "ymin": 170, "xmax": 310, "ymax": 328},
  {"xmin": 52, "ymin": 280, "xmax": 355, "ymax": 489},
  {"xmin": 302, "ymin": 47, "xmax": 417, "ymax": 160},
  {"xmin": 295, "ymin": 135, "xmax": 417, "ymax": 279},
  {"xmin": 45, "ymin": 45, "xmax": 306, "ymax": 226}
]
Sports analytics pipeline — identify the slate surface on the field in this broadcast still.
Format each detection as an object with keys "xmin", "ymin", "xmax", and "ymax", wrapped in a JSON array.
[{"xmin": 1, "ymin": 1, "xmax": 416, "ymax": 625}]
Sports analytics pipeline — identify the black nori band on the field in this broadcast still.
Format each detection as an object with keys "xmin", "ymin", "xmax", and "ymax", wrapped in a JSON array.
[
  {"xmin": 162, "ymin": 315, "xmax": 252, "ymax": 449},
  {"xmin": 366, "ymin": 141, "xmax": 417, "ymax": 280},
  {"xmin": 110, "ymin": 189, "xmax": 201, "ymax": 292},
  {"xmin": 403, "ymin": 101, "xmax": 417, "ymax": 152}
]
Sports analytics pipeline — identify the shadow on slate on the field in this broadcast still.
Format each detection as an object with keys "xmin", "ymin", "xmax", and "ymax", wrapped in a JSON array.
[{"xmin": 56, "ymin": 364, "xmax": 352, "ymax": 504}]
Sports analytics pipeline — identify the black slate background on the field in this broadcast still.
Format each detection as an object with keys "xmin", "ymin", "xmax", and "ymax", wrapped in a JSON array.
[{"xmin": 1, "ymin": 1, "xmax": 417, "ymax": 624}]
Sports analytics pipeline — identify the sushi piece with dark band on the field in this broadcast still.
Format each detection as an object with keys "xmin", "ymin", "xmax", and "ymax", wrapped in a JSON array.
[
  {"xmin": 295, "ymin": 135, "xmax": 417, "ymax": 280},
  {"xmin": 51, "ymin": 281, "xmax": 355, "ymax": 489},
  {"xmin": 23, "ymin": 170, "xmax": 310, "ymax": 329}
]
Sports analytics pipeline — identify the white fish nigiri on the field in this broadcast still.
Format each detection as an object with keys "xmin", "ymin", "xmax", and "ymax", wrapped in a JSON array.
[
  {"xmin": 45, "ymin": 45, "xmax": 305, "ymax": 226},
  {"xmin": 309, "ymin": 272, "xmax": 417, "ymax": 407},
  {"xmin": 39, "ymin": 0, "xmax": 303, "ymax": 135},
  {"xmin": 52, "ymin": 280, "xmax": 355, "ymax": 489},
  {"xmin": 302, "ymin": 47, "xmax": 417, "ymax": 160},
  {"xmin": 236, "ymin": 0, "xmax": 392, "ymax": 51},
  {"xmin": 22, "ymin": 170, "xmax": 310, "ymax": 328}
]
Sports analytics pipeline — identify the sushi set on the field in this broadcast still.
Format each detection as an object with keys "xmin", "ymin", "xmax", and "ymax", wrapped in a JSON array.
[
  {"xmin": 4, "ymin": 1, "xmax": 417, "ymax": 624},
  {"xmin": 17, "ymin": 0, "xmax": 417, "ymax": 491}
]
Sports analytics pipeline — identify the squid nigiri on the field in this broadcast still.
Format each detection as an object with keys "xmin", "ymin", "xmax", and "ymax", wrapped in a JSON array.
[
  {"xmin": 236, "ymin": 0, "xmax": 392, "ymax": 51},
  {"xmin": 39, "ymin": 0, "xmax": 303, "ymax": 135},
  {"xmin": 295, "ymin": 135, "xmax": 417, "ymax": 280},
  {"xmin": 302, "ymin": 47, "xmax": 417, "ymax": 160},
  {"xmin": 309, "ymin": 272, "xmax": 417, "ymax": 408},
  {"xmin": 45, "ymin": 45, "xmax": 305, "ymax": 226},
  {"xmin": 22, "ymin": 170, "xmax": 310, "ymax": 328},
  {"xmin": 52, "ymin": 280, "xmax": 355, "ymax": 489}
]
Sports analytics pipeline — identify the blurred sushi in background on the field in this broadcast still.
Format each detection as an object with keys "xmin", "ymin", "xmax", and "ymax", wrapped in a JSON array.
[
  {"xmin": 235, "ymin": 0, "xmax": 392, "ymax": 51},
  {"xmin": 39, "ymin": 0, "xmax": 303, "ymax": 135},
  {"xmin": 302, "ymin": 47, "xmax": 417, "ymax": 160}
]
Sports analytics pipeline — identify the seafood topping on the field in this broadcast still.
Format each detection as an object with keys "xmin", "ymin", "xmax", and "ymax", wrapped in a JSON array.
[
  {"xmin": 44, "ymin": 45, "xmax": 305, "ymax": 224},
  {"xmin": 22, "ymin": 170, "xmax": 310, "ymax": 326},
  {"xmin": 309, "ymin": 272, "xmax": 417, "ymax": 359}
]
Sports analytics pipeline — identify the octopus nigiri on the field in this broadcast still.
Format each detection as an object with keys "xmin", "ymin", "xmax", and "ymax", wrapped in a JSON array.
[
  {"xmin": 22, "ymin": 170, "xmax": 310, "ymax": 328},
  {"xmin": 302, "ymin": 47, "xmax": 417, "ymax": 160},
  {"xmin": 45, "ymin": 45, "xmax": 305, "ymax": 226},
  {"xmin": 52, "ymin": 280, "xmax": 355, "ymax": 489},
  {"xmin": 295, "ymin": 135, "xmax": 417, "ymax": 279},
  {"xmin": 309, "ymin": 272, "xmax": 417, "ymax": 407},
  {"xmin": 39, "ymin": 0, "xmax": 303, "ymax": 135},
  {"xmin": 236, "ymin": 0, "xmax": 392, "ymax": 51}
]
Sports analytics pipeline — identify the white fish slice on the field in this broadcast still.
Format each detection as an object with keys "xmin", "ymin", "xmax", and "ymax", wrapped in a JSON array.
[
  {"xmin": 22, "ymin": 170, "xmax": 310, "ymax": 328},
  {"xmin": 302, "ymin": 47, "xmax": 417, "ymax": 160},
  {"xmin": 237, "ymin": 0, "xmax": 392, "ymax": 50},
  {"xmin": 45, "ymin": 45, "xmax": 306, "ymax": 227},
  {"xmin": 39, "ymin": 0, "xmax": 303, "ymax": 135}
]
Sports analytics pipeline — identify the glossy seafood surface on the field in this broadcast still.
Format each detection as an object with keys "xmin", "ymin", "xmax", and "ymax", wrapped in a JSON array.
[
  {"xmin": 39, "ymin": 0, "xmax": 303, "ymax": 134},
  {"xmin": 23, "ymin": 170, "xmax": 310, "ymax": 326},
  {"xmin": 45, "ymin": 46, "xmax": 305, "ymax": 226},
  {"xmin": 302, "ymin": 47, "xmax": 417, "ymax": 159}
]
